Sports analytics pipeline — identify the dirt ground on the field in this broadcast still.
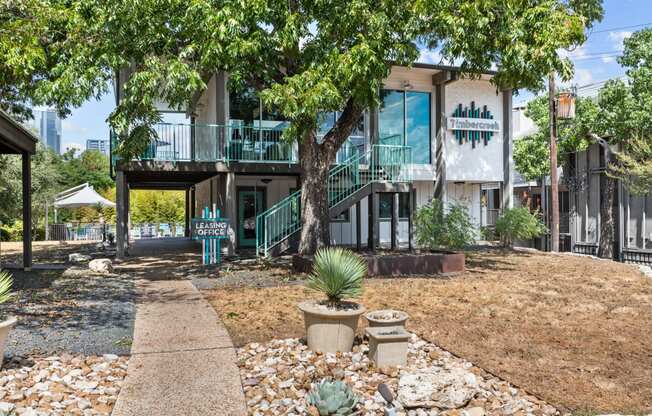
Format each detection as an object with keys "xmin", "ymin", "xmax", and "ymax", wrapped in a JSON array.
[
  {"xmin": 0, "ymin": 240, "xmax": 101, "ymax": 265},
  {"xmin": 204, "ymin": 249, "xmax": 652, "ymax": 413}
]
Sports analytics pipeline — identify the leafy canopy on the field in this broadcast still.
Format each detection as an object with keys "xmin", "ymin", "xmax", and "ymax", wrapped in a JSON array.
[
  {"xmin": 1, "ymin": 0, "xmax": 603, "ymax": 157},
  {"xmin": 514, "ymin": 28, "xmax": 652, "ymax": 194}
]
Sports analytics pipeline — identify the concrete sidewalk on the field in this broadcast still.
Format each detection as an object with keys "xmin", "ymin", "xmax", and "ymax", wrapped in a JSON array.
[{"xmin": 112, "ymin": 279, "xmax": 247, "ymax": 415}]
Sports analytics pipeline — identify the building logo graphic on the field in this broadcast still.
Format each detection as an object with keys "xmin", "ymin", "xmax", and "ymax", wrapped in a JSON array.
[{"xmin": 448, "ymin": 102, "xmax": 500, "ymax": 148}]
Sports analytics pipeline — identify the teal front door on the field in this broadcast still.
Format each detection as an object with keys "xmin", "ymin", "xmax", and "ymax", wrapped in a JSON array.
[{"xmin": 238, "ymin": 189, "xmax": 265, "ymax": 247}]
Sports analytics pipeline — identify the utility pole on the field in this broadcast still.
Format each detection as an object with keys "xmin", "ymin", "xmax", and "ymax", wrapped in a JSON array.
[{"xmin": 548, "ymin": 73, "xmax": 560, "ymax": 252}]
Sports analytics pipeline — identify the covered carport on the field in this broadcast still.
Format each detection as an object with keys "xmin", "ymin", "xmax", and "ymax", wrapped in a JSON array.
[{"xmin": 0, "ymin": 110, "xmax": 37, "ymax": 269}]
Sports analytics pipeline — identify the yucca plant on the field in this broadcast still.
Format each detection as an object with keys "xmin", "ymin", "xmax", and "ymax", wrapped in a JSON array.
[
  {"xmin": 0, "ymin": 271, "xmax": 13, "ymax": 305},
  {"xmin": 0, "ymin": 271, "xmax": 14, "ymax": 321},
  {"xmin": 307, "ymin": 378, "xmax": 359, "ymax": 415},
  {"xmin": 307, "ymin": 247, "xmax": 366, "ymax": 306}
]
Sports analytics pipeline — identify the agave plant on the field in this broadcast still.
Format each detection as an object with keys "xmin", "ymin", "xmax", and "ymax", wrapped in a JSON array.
[
  {"xmin": 307, "ymin": 378, "xmax": 359, "ymax": 415},
  {"xmin": 307, "ymin": 247, "xmax": 366, "ymax": 305},
  {"xmin": 0, "ymin": 271, "xmax": 13, "ymax": 305}
]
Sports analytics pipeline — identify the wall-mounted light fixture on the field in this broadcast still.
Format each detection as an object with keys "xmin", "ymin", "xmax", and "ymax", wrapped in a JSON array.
[{"xmin": 402, "ymin": 81, "xmax": 414, "ymax": 90}]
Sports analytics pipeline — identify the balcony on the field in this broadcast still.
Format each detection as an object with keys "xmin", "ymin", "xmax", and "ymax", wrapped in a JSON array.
[{"xmin": 110, "ymin": 122, "xmax": 369, "ymax": 167}]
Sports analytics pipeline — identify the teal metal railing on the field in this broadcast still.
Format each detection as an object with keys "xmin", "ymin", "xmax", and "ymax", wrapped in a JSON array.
[
  {"xmin": 255, "ymin": 143, "xmax": 412, "ymax": 256},
  {"xmin": 111, "ymin": 122, "xmax": 296, "ymax": 164}
]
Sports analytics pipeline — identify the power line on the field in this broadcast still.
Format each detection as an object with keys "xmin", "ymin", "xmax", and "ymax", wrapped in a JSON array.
[{"xmin": 589, "ymin": 22, "xmax": 652, "ymax": 34}]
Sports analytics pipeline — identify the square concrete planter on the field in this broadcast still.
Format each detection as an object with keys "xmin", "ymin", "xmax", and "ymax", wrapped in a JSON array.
[{"xmin": 366, "ymin": 326, "xmax": 410, "ymax": 368}]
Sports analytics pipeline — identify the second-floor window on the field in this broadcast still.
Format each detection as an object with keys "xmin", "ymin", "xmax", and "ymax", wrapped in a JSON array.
[{"xmin": 379, "ymin": 89, "xmax": 431, "ymax": 164}]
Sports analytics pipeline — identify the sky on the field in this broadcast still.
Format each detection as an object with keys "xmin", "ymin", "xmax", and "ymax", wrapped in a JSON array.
[{"xmin": 58, "ymin": 0, "xmax": 652, "ymax": 152}]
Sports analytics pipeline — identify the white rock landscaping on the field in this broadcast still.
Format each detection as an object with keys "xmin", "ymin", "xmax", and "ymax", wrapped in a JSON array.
[
  {"xmin": 88, "ymin": 259, "xmax": 113, "ymax": 275},
  {"xmin": 0, "ymin": 354, "xmax": 128, "ymax": 415},
  {"xmin": 237, "ymin": 334, "xmax": 559, "ymax": 416}
]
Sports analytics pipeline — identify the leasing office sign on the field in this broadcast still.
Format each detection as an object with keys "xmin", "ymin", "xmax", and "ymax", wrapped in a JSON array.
[{"xmin": 448, "ymin": 102, "xmax": 500, "ymax": 148}]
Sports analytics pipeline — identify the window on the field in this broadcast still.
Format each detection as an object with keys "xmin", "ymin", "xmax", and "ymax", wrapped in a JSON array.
[
  {"xmin": 318, "ymin": 111, "xmax": 366, "ymax": 162},
  {"xmin": 332, "ymin": 210, "xmax": 350, "ymax": 222},
  {"xmin": 379, "ymin": 89, "xmax": 431, "ymax": 164},
  {"xmin": 379, "ymin": 193, "xmax": 411, "ymax": 219}
]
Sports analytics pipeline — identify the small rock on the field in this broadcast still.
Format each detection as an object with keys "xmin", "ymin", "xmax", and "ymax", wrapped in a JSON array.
[
  {"xmin": 89, "ymin": 258, "xmax": 113, "ymax": 274},
  {"xmin": 68, "ymin": 253, "xmax": 91, "ymax": 263}
]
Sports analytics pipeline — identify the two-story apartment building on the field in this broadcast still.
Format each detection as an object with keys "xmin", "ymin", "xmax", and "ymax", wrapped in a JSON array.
[{"xmin": 111, "ymin": 63, "xmax": 513, "ymax": 257}]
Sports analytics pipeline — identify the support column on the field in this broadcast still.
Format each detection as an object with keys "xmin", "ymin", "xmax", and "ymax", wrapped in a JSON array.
[
  {"xmin": 409, "ymin": 187, "xmax": 415, "ymax": 251},
  {"xmin": 189, "ymin": 186, "xmax": 196, "ymax": 218},
  {"xmin": 368, "ymin": 193, "xmax": 378, "ymax": 252},
  {"xmin": 391, "ymin": 193, "xmax": 399, "ymax": 250},
  {"xmin": 502, "ymin": 89, "xmax": 514, "ymax": 210},
  {"xmin": 184, "ymin": 188, "xmax": 191, "ymax": 237},
  {"xmin": 355, "ymin": 201, "xmax": 361, "ymax": 251},
  {"xmin": 22, "ymin": 152, "xmax": 32, "ymax": 269},
  {"xmin": 116, "ymin": 170, "xmax": 128, "ymax": 258},
  {"xmin": 225, "ymin": 172, "xmax": 237, "ymax": 255}
]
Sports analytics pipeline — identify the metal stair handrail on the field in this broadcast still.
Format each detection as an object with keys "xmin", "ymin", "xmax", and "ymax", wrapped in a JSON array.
[{"xmin": 255, "ymin": 143, "xmax": 412, "ymax": 256}]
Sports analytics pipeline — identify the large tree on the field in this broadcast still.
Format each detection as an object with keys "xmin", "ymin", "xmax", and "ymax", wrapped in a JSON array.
[
  {"xmin": 514, "ymin": 28, "xmax": 652, "ymax": 258},
  {"xmin": 1, "ymin": 0, "xmax": 603, "ymax": 253}
]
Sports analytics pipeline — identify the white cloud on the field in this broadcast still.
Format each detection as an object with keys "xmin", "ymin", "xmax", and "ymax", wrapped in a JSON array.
[
  {"xmin": 602, "ymin": 55, "xmax": 616, "ymax": 64},
  {"xmin": 608, "ymin": 30, "xmax": 632, "ymax": 49},
  {"xmin": 62, "ymin": 120, "xmax": 89, "ymax": 135},
  {"xmin": 559, "ymin": 44, "xmax": 588, "ymax": 60},
  {"xmin": 418, "ymin": 49, "xmax": 443, "ymax": 64},
  {"xmin": 573, "ymin": 68, "xmax": 594, "ymax": 86}
]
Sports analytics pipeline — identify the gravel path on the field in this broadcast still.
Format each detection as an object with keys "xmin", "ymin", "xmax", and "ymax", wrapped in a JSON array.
[{"xmin": 0, "ymin": 269, "xmax": 136, "ymax": 357}]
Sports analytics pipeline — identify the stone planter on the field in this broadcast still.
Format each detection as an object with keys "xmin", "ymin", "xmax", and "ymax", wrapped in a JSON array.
[
  {"xmin": 0, "ymin": 316, "xmax": 17, "ymax": 368},
  {"xmin": 364, "ymin": 309, "xmax": 408, "ymax": 329},
  {"xmin": 298, "ymin": 301, "xmax": 365, "ymax": 353},
  {"xmin": 366, "ymin": 326, "xmax": 410, "ymax": 368}
]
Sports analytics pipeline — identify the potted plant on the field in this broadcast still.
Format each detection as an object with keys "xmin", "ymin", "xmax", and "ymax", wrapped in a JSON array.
[
  {"xmin": 0, "ymin": 271, "xmax": 16, "ymax": 367},
  {"xmin": 298, "ymin": 247, "xmax": 367, "ymax": 353}
]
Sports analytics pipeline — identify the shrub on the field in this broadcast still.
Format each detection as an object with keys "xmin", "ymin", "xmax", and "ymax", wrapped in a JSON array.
[
  {"xmin": 307, "ymin": 378, "xmax": 359, "ymax": 415},
  {"xmin": 479, "ymin": 226, "xmax": 497, "ymax": 241},
  {"xmin": 414, "ymin": 199, "xmax": 475, "ymax": 250},
  {"xmin": 307, "ymin": 247, "xmax": 366, "ymax": 305},
  {"xmin": 495, "ymin": 207, "xmax": 547, "ymax": 247},
  {"xmin": 0, "ymin": 221, "xmax": 22, "ymax": 242}
]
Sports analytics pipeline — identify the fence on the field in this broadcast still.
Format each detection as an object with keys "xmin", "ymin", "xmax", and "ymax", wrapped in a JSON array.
[
  {"xmin": 130, "ymin": 223, "xmax": 185, "ymax": 239},
  {"xmin": 48, "ymin": 223, "xmax": 115, "ymax": 241}
]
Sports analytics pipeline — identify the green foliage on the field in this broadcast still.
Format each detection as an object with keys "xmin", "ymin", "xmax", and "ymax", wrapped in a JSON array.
[
  {"xmin": 514, "ymin": 95, "xmax": 599, "ymax": 182},
  {"xmin": 0, "ymin": 220, "xmax": 23, "ymax": 242},
  {"xmin": 130, "ymin": 190, "xmax": 185, "ymax": 225},
  {"xmin": 307, "ymin": 379, "xmax": 359, "ymax": 416},
  {"xmin": 307, "ymin": 248, "xmax": 366, "ymax": 304},
  {"xmin": 0, "ymin": 0, "xmax": 603, "ymax": 158},
  {"xmin": 495, "ymin": 208, "xmax": 547, "ymax": 247},
  {"xmin": 515, "ymin": 28, "xmax": 652, "ymax": 195},
  {"xmin": 0, "ymin": 271, "xmax": 14, "ymax": 305},
  {"xmin": 59, "ymin": 150, "xmax": 113, "ymax": 192},
  {"xmin": 479, "ymin": 226, "xmax": 497, "ymax": 242},
  {"xmin": 414, "ymin": 200, "xmax": 476, "ymax": 250}
]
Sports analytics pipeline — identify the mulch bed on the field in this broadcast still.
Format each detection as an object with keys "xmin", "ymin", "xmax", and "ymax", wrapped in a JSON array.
[{"xmin": 204, "ymin": 249, "xmax": 652, "ymax": 413}]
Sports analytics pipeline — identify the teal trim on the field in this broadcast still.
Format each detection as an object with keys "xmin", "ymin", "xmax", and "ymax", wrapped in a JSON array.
[{"xmin": 255, "ymin": 142, "xmax": 412, "ymax": 257}]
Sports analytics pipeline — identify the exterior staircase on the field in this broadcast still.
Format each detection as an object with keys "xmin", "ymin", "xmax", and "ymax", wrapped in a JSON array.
[{"xmin": 255, "ymin": 144, "xmax": 412, "ymax": 256}]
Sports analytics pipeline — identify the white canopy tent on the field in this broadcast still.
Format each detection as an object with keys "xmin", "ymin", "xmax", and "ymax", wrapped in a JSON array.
[
  {"xmin": 54, "ymin": 183, "xmax": 116, "ymax": 209},
  {"xmin": 45, "ymin": 183, "xmax": 116, "ymax": 241}
]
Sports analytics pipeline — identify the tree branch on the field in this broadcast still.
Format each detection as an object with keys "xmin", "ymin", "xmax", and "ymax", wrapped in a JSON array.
[{"xmin": 320, "ymin": 97, "xmax": 363, "ymax": 158}]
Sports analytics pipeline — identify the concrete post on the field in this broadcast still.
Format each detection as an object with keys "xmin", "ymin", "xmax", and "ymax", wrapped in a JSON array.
[
  {"xmin": 184, "ymin": 188, "xmax": 190, "ymax": 237},
  {"xmin": 355, "ymin": 201, "xmax": 361, "ymax": 251},
  {"xmin": 225, "ymin": 172, "xmax": 237, "ymax": 255},
  {"xmin": 502, "ymin": 89, "xmax": 514, "ymax": 210},
  {"xmin": 116, "ymin": 170, "xmax": 128, "ymax": 258},
  {"xmin": 369, "ymin": 192, "xmax": 378, "ymax": 252},
  {"xmin": 22, "ymin": 152, "xmax": 32, "ymax": 269}
]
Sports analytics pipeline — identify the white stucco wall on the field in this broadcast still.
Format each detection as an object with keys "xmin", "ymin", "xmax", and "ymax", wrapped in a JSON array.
[
  {"xmin": 445, "ymin": 79, "xmax": 504, "ymax": 182},
  {"xmin": 446, "ymin": 181, "xmax": 482, "ymax": 231}
]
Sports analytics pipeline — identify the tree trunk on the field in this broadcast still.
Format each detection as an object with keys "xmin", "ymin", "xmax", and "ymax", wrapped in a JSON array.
[
  {"xmin": 298, "ymin": 132, "xmax": 333, "ymax": 254},
  {"xmin": 598, "ymin": 169, "xmax": 617, "ymax": 259},
  {"xmin": 296, "ymin": 99, "xmax": 364, "ymax": 255}
]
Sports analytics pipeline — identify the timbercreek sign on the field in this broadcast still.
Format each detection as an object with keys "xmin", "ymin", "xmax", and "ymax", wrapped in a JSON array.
[
  {"xmin": 192, "ymin": 218, "xmax": 229, "ymax": 239},
  {"xmin": 448, "ymin": 102, "xmax": 501, "ymax": 148}
]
